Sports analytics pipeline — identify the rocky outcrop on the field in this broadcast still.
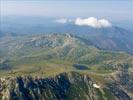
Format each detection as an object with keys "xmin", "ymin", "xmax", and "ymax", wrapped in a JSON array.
[
  {"xmin": 108, "ymin": 83, "xmax": 131, "ymax": 100},
  {"xmin": 0, "ymin": 72, "xmax": 131, "ymax": 100},
  {"xmin": 0, "ymin": 72, "xmax": 92, "ymax": 100},
  {"xmin": 108, "ymin": 64, "xmax": 133, "ymax": 100}
]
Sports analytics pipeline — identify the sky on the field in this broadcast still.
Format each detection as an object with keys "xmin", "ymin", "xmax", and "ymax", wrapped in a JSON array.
[{"xmin": 1, "ymin": 0, "xmax": 133, "ymax": 21}]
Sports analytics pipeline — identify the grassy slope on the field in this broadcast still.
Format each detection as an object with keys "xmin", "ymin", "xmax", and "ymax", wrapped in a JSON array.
[
  {"xmin": 0, "ymin": 34, "xmax": 133, "ymax": 100},
  {"xmin": 0, "ymin": 34, "xmax": 132, "ymax": 79}
]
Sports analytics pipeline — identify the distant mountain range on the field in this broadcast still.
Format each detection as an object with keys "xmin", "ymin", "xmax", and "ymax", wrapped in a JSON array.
[{"xmin": 1, "ymin": 23, "xmax": 133, "ymax": 54}]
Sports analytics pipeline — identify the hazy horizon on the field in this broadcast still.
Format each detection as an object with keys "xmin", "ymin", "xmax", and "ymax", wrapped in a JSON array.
[
  {"xmin": 1, "ymin": 0, "xmax": 133, "ymax": 21},
  {"xmin": 1, "ymin": 0, "xmax": 133, "ymax": 31}
]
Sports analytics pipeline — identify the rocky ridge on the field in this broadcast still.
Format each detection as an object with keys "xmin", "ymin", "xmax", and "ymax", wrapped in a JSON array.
[{"xmin": 0, "ymin": 72, "xmax": 132, "ymax": 100}]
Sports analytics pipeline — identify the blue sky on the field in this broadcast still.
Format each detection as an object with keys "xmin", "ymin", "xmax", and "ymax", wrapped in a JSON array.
[{"xmin": 1, "ymin": 0, "xmax": 133, "ymax": 21}]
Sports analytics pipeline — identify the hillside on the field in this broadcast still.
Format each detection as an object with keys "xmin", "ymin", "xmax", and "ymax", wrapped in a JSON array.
[
  {"xmin": 0, "ymin": 71, "xmax": 132, "ymax": 100},
  {"xmin": 0, "ymin": 33, "xmax": 132, "ymax": 75},
  {"xmin": 0, "ymin": 33, "xmax": 133, "ymax": 100},
  {"xmin": 1, "ymin": 20, "xmax": 133, "ymax": 54}
]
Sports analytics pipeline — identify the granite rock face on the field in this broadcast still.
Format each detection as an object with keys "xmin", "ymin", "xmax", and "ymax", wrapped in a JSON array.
[{"xmin": 0, "ymin": 72, "xmax": 132, "ymax": 100}]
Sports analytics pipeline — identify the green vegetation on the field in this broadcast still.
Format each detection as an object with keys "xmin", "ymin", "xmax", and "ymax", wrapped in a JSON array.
[
  {"xmin": 0, "ymin": 33, "xmax": 133, "ymax": 99},
  {"xmin": 0, "ymin": 33, "xmax": 132, "ymax": 78}
]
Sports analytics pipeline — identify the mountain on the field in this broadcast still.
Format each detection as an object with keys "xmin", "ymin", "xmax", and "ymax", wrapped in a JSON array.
[
  {"xmin": 0, "ymin": 33, "xmax": 132, "ymax": 76},
  {"xmin": 0, "ymin": 71, "xmax": 131, "ymax": 100},
  {"xmin": 1, "ymin": 20, "xmax": 133, "ymax": 53},
  {"xmin": 0, "ymin": 33, "xmax": 133, "ymax": 100},
  {"xmin": 37, "ymin": 24, "xmax": 133, "ymax": 54},
  {"xmin": 0, "ymin": 31, "xmax": 18, "ymax": 38},
  {"xmin": 0, "ymin": 71, "xmax": 133, "ymax": 100},
  {"xmin": 0, "ymin": 33, "xmax": 132, "ymax": 66}
]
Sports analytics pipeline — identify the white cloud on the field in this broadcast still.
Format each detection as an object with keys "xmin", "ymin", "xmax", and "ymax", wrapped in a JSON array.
[
  {"xmin": 75, "ymin": 17, "xmax": 112, "ymax": 28},
  {"xmin": 99, "ymin": 19, "xmax": 112, "ymax": 27},
  {"xmin": 55, "ymin": 18, "xmax": 73, "ymax": 23},
  {"xmin": 55, "ymin": 18, "xmax": 68, "ymax": 23},
  {"xmin": 55, "ymin": 17, "xmax": 112, "ymax": 28}
]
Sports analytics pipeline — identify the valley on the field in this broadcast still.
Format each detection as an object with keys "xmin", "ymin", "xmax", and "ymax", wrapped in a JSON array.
[{"xmin": 0, "ymin": 33, "xmax": 133, "ymax": 100}]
